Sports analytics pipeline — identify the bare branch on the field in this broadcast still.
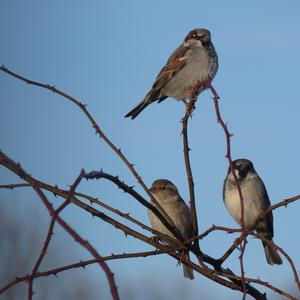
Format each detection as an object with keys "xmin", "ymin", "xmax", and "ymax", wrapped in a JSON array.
[
  {"xmin": 0, "ymin": 150, "xmax": 269, "ymax": 299},
  {"xmin": 0, "ymin": 65, "xmax": 183, "ymax": 241},
  {"xmin": 27, "ymin": 169, "xmax": 86, "ymax": 300},
  {"xmin": 208, "ymin": 82, "xmax": 247, "ymax": 297},
  {"xmin": 33, "ymin": 187, "xmax": 120, "ymax": 300},
  {"xmin": 181, "ymin": 95, "xmax": 199, "ymax": 242}
]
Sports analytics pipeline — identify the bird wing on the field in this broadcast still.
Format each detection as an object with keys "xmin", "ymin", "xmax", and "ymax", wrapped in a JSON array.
[
  {"xmin": 151, "ymin": 44, "xmax": 190, "ymax": 92},
  {"xmin": 256, "ymin": 176, "xmax": 274, "ymax": 238},
  {"xmin": 177, "ymin": 196, "xmax": 193, "ymax": 239}
]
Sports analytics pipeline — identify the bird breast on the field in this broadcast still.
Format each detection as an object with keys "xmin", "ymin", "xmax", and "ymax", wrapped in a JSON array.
[
  {"xmin": 162, "ymin": 46, "xmax": 218, "ymax": 100},
  {"xmin": 148, "ymin": 196, "xmax": 192, "ymax": 240},
  {"xmin": 224, "ymin": 177, "xmax": 265, "ymax": 228}
]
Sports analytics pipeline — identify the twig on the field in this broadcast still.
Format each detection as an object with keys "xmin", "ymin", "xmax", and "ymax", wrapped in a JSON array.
[
  {"xmin": 0, "ymin": 183, "xmax": 31, "ymax": 189},
  {"xmin": 33, "ymin": 187, "xmax": 120, "ymax": 300},
  {"xmin": 0, "ymin": 65, "xmax": 182, "ymax": 241},
  {"xmin": 0, "ymin": 249, "xmax": 174, "ymax": 295},
  {"xmin": 181, "ymin": 95, "xmax": 198, "ymax": 242},
  {"xmin": 84, "ymin": 171, "xmax": 183, "ymax": 246},
  {"xmin": 0, "ymin": 150, "xmax": 268, "ymax": 299},
  {"xmin": 251, "ymin": 232, "xmax": 300, "ymax": 291},
  {"xmin": 218, "ymin": 194, "xmax": 300, "ymax": 265},
  {"xmin": 27, "ymin": 169, "xmax": 86, "ymax": 300},
  {"xmin": 0, "ymin": 180, "xmax": 179, "ymax": 246},
  {"xmin": 208, "ymin": 82, "xmax": 247, "ymax": 298},
  {"xmin": 84, "ymin": 171, "xmax": 182, "ymax": 241}
]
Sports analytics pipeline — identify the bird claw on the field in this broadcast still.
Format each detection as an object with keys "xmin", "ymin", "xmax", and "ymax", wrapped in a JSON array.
[{"xmin": 150, "ymin": 236, "xmax": 161, "ymax": 249}]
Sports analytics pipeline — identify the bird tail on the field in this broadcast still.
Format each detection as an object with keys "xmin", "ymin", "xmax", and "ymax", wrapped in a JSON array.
[
  {"xmin": 182, "ymin": 252, "xmax": 194, "ymax": 280},
  {"xmin": 262, "ymin": 241, "xmax": 283, "ymax": 265},
  {"xmin": 183, "ymin": 264, "xmax": 194, "ymax": 280},
  {"xmin": 124, "ymin": 93, "xmax": 152, "ymax": 119}
]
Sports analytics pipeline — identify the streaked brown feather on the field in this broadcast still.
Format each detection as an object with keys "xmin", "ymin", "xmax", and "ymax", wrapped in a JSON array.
[{"xmin": 152, "ymin": 45, "xmax": 190, "ymax": 92}]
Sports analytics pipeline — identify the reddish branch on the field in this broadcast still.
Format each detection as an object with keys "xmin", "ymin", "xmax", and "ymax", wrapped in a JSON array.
[
  {"xmin": 0, "ymin": 250, "xmax": 172, "ymax": 296},
  {"xmin": 0, "ymin": 150, "xmax": 270, "ymax": 300},
  {"xmin": 27, "ymin": 170, "xmax": 86, "ymax": 299},
  {"xmin": 195, "ymin": 223, "xmax": 300, "ymax": 294},
  {"xmin": 181, "ymin": 94, "xmax": 199, "ymax": 242},
  {"xmin": 0, "ymin": 181, "xmax": 177, "ymax": 246},
  {"xmin": 0, "ymin": 169, "xmax": 120, "ymax": 300},
  {"xmin": 3, "ymin": 249, "xmax": 175, "ymax": 290},
  {"xmin": 33, "ymin": 187, "xmax": 121, "ymax": 300},
  {"xmin": 0, "ymin": 65, "xmax": 182, "ymax": 242},
  {"xmin": 251, "ymin": 232, "xmax": 300, "ymax": 291},
  {"xmin": 84, "ymin": 171, "xmax": 178, "ymax": 236},
  {"xmin": 208, "ymin": 82, "xmax": 247, "ymax": 297},
  {"xmin": 218, "ymin": 194, "xmax": 300, "ymax": 266},
  {"xmin": 84, "ymin": 170, "xmax": 184, "ymax": 246},
  {"xmin": 1, "ymin": 67, "xmax": 298, "ymax": 299}
]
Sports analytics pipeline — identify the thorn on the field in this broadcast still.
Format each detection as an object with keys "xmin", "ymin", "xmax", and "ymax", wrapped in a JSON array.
[{"xmin": 46, "ymin": 84, "xmax": 55, "ymax": 90}]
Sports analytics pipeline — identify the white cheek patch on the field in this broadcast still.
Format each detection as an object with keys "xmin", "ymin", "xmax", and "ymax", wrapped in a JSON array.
[
  {"xmin": 194, "ymin": 40, "xmax": 202, "ymax": 47},
  {"xmin": 184, "ymin": 39, "xmax": 203, "ymax": 48},
  {"xmin": 196, "ymin": 40, "xmax": 202, "ymax": 47}
]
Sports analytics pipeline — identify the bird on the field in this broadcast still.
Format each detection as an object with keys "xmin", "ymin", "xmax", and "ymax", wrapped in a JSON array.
[
  {"xmin": 148, "ymin": 179, "xmax": 194, "ymax": 279},
  {"xmin": 125, "ymin": 28, "xmax": 218, "ymax": 119},
  {"xmin": 223, "ymin": 159, "xmax": 282, "ymax": 265}
]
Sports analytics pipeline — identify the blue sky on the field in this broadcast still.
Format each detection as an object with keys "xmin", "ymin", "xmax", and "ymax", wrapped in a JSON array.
[{"xmin": 1, "ymin": 1, "xmax": 300, "ymax": 299}]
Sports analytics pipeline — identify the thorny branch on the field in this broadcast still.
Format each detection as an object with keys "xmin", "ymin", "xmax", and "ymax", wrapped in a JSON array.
[
  {"xmin": 1, "ymin": 67, "xmax": 299, "ymax": 300},
  {"xmin": 84, "ymin": 170, "xmax": 183, "ymax": 247},
  {"xmin": 33, "ymin": 187, "xmax": 121, "ymax": 300},
  {"xmin": 181, "ymin": 88, "xmax": 199, "ymax": 242},
  {"xmin": 208, "ymin": 82, "xmax": 247, "ymax": 298},
  {"xmin": 0, "ymin": 150, "xmax": 273, "ymax": 300},
  {"xmin": 27, "ymin": 169, "xmax": 86, "ymax": 300},
  {"xmin": 0, "ymin": 182, "xmax": 121, "ymax": 299},
  {"xmin": 0, "ymin": 65, "xmax": 183, "ymax": 242},
  {"xmin": 0, "ymin": 250, "xmax": 174, "ymax": 295}
]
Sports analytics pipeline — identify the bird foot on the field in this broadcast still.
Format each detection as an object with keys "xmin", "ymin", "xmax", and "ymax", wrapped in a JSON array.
[
  {"xmin": 150, "ymin": 236, "xmax": 161, "ymax": 249},
  {"xmin": 176, "ymin": 250, "xmax": 187, "ymax": 266}
]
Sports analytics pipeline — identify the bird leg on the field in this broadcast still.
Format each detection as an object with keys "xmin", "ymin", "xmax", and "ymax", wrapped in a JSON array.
[
  {"xmin": 150, "ymin": 235, "xmax": 161, "ymax": 249},
  {"xmin": 176, "ymin": 249, "xmax": 188, "ymax": 266},
  {"xmin": 186, "ymin": 80, "xmax": 209, "ymax": 114}
]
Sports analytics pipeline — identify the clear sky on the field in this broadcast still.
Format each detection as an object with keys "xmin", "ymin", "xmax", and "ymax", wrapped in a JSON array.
[{"xmin": 1, "ymin": 1, "xmax": 300, "ymax": 299}]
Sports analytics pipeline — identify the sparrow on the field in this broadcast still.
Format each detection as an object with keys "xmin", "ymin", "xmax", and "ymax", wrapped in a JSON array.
[
  {"xmin": 223, "ymin": 159, "xmax": 282, "ymax": 265},
  {"xmin": 148, "ymin": 179, "xmax": 194, "ymax": 279},
  {"xmin": 125, "ymin": 28, "xmax": 218, "ymax": 119}
]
